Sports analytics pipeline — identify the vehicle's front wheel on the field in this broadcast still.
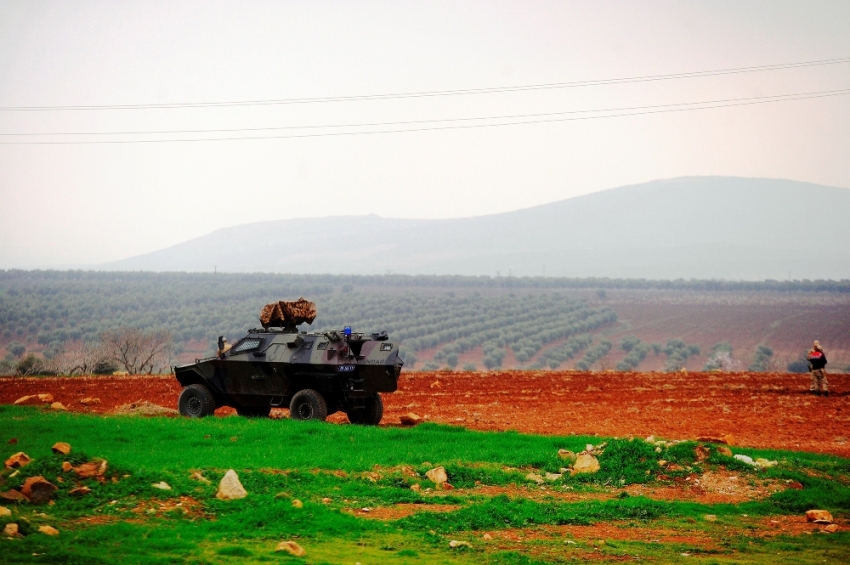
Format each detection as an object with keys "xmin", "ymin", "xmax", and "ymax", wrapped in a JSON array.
[
  {"xmin": 178, "ymin": 384, "xmax": 216, "ymax": 418},
  {"xmin": 289, "ymin": 389, "xmax": 328, "ymax": 421},
  {"xmin": 346, "ymin": 393, "xmax": 383, "ymax": 425},
  {"xmin": 236, "ymin": 405, "xmax": 271, "ymax": 418}
]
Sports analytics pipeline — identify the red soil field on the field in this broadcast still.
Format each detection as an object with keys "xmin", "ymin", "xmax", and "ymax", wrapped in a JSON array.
[{"xmin": 1, "ymin": 370, "xmax": 848, "ymax": 457}]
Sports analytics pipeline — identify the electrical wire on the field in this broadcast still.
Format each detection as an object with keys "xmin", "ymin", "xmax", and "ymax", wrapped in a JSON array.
[
  {"xmin": 2, "ymin": 88, "xmax": 846, "ymax": 145},
  {"xmin": 2, "ymin": 88, "xmax": 847, "ymax": 137},
  {"xmin": 1, "ymin": 57, "xmax": 848, "ymax": 111}
]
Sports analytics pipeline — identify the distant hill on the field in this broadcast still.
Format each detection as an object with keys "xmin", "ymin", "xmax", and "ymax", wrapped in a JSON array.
[{"xmin": 104, "ymin": 177, "xmax": 850, "ymax": 279}]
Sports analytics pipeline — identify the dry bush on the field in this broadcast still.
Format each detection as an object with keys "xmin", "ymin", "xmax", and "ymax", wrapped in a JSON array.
[{"xmin": 101, "ymin": 328, "xmax": 173, "ymax": 374}]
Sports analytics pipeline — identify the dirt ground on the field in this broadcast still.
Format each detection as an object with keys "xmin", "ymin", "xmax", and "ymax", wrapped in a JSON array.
[{"xmin": 1, "ymin": 370, "xmax": 847, "ymax": 457}]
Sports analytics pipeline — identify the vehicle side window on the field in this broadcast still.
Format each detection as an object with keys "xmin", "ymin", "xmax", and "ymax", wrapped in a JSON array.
[{"xmin": 232, "ymin": 337, "xmax": 263, "ymax": 353}]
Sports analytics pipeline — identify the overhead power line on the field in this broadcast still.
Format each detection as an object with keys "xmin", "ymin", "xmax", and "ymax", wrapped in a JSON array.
[
  {"xmin": 0, "ymin": 56, "xmax": 848, "ymax": 112},
  {"xmin": 2, "ymin": 88, "xmax": 847, "ymax": 145},
  {"xmin": 2, "ymin": 88, "xmax": 848, "ymax": 138}
]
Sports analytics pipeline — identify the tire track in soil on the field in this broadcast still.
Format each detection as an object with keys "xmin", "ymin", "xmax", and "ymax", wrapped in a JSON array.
[{"xmin": 1, "ymin": 371, "xmax": 848, "ymax": 457}]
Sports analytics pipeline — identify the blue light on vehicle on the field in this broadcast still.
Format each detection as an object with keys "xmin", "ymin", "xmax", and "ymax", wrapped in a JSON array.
[{"xmin": 344, "ymin": 326, "xmax": 352, "ymax": 336}]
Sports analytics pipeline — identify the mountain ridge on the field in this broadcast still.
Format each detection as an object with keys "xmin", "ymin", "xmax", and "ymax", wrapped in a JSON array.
[{"xmin": 103, "ymin": 176, "xmax": 850, "ymax": 279}]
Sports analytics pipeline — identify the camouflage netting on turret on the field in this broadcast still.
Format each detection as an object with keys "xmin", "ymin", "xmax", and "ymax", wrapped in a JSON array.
[{"xmin": 260, "ymin": 298, "xmax": 317, "ymax": 328}]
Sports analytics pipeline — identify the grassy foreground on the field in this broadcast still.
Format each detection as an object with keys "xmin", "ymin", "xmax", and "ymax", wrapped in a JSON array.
[{"xmin": 1, "ymin": 406, "xmax": 849, "ymax": 564}]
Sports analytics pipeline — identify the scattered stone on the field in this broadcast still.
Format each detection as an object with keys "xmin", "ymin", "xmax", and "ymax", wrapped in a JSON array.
[
  {"xmin": 823, "ymin": 524, "xmax": 839, "ymax": 533},
  {"xmin": 3, "ymin": 523, "xmax": 19, "ymax": 537},
  {"xmin": 0, "ymin": 490, "xmax": 26, "ymax": 503},
  {"xmin": 717, "ymin": 446, "xmax": 733, "ymax": 457},
  {"xmin": 399, "ymin": 413, "xmax": 423, "ymax": 426},
  {"xmin": 645, "ymin": 435, "xmax": 655, "ymax": 443},
  {"xmin": 571, "ymin": 453, "xmax": 601, "ymax": 475},
  {"xmin": 189, "ymin": 471, "xmax": 210, "ymax": 484},
  {"xmin": 694, "ymin": 446, "xmax": 710, "ymax": 461},
  {"xmin": 50, "ymin": 402, "xmax": 67, "ymax": 411},
  {"xmin": 733, "ymin": 454, "xmax": 755, "ymax": 466},
  {"xmin": 482, "ymin": 533, "xmax": 492, "ymax": 540},
  {"xmin": 51, "ymin": 443, "xmax": 71, "ymax": 455},
  {"xmin": 4, "ymin": 452, "xmax": 31, "ymax": 469},
  {"xmin": 655, "ymin": 446, "xmax": 662, "ymax": 453},
  {"xmin": 425, "ymin": 466, "xmax": 448, "ymax": 485},
  {"xmin": 557, "ymin": 449, "xmax": 576, "ymax": 462},
  {"xmin": 68, "ymin": 486, "xmax": 91, "ymax": 496},
  {"xmin": 805, "ymin": 510, "xmax": 833, "ymax": 524},
  {"xmin": 38, "ymin": 525, "xmax": 59, "ymax": 536},
  {"xmin": 61, "ymin": 462, "xmax": 72, "ymax": 472},
  {"xmin": 658, "ymin": 460, "xmax": 667, "ymax": 467},
  {"xmin": 544, "ymin": 473, "xmax": 562, "ymax": 482},
  {"xmin": 704, "ymin": 514, "xmax": 717, "ymax": 522},
  {"xmin": 321, "ymin": 497, "xmax": 331, "ymax": 503},
  {"xmin": 0, "ymin": 506, "xmax": 10, "ymax": 517},
  {"xmin": 216, "ymin": 469, "xmax": 247, "ymax": 500},
  {"xmin": 14, "ymin": 394, "xmax": 54, "ymax": 405},
  {"xmin": 754, "ymin": 458, "xmax": 778, "ymax": 469},
  {"xmin": 585, "ymin": 444, "xmax": 594, "ymax": 452},
  {"xmin": 79, "ymin": 397, "xmax": 101, "ymax": 405},
  {"xmin": 20, "ymin": 476, "xmax": 57, "ymax": 504},
  {"xmin": 275, "ymin": 541, "xmax": 305, "ymax": 556},
  {"xmin": 410, "ymin": 484, "xmax": 421, "ymax": 492},
  {"xmin": 291, "ymin": 499, "xmax": 303, "ymax": 508},
  {"xmin": 525, "ymin": 473, "xmax": 545, "ymax": 485},
  {"xmin": 73, "ymin": 459, "xmax": 108, "ymax": 479},
  {"xmin": 360, "ymin": 507, "xmax": 371, "ymax": 513},
  {"xmin": 151, "ymin": 482, "xmax": 171, "ymax": 490},
  {"xmin": 441, "ymin": 482, "xmax": 455, "ymax": 491},
  {"xmin": 449, "ymin": 540, "xmax": 472, "ymax": 549}
]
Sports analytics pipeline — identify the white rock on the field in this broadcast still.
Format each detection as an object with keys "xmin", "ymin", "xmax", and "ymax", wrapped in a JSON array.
[
  {"xmin": 151, "ymin": 482, "xmax": 171, "ymax": 490},
  {"xmin": 544, "ymin": 473, "xmax": 563, "ymax": 482},
  {"xmin": 449, "ymin": 540, "xmax": 472, "ymax": 548},
  {"xmin": 525, "ymin": 473, "xmax": 545, "ymax": 485},
  {"xmin": 571, "ymin": 453, "xmax": 601, "ymax": 475},
  {"xmin": 733, "ymin": 454, "xmax": 755, "ymax": 466},
  {"xmin": 216, "ymin": 469, "xmax": 248, "ymax": 500},
  {"xmin": 425, "ymin": 466, "xmax": 448, "ymax": 485}
]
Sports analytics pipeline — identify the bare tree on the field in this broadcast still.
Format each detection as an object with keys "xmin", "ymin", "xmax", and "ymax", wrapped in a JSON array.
[
  {"xmin": 101, "ymin": 328, "xmax": 173, "ymax": 374},
  {"xmin": 47, "ymin": 341, "xmax": 110, "ymax": 375}
]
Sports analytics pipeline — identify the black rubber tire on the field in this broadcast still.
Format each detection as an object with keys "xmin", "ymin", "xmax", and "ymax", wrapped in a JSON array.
[
  {"xmin": 346, "ymin": 393, "xmax": 383, "ymax": 426},
  {"xmin": 178, "ymin": 384, "xmax": 216, "ymax": 418},
  {"xmin": 289, "ymin": 389, "xmax": 328, "ymax": 421},
  {"xmin": 236, "ymin": 405, "xmax": 272, "ymax": 418}
]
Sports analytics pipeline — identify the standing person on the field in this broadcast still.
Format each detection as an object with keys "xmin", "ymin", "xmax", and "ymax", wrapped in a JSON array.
[{"xmin": 807, "ymin": 340, "xmax": 828, "ymax": 396}]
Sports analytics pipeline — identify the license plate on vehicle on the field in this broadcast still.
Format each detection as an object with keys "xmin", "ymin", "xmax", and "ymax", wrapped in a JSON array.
[{"xmin": 337, "ymin": 365, "xmax": 356, "ymax": 372}]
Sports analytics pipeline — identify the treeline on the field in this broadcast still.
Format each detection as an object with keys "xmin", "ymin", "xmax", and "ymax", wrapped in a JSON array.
[
  {"xmin": 0, "ymin": 270, "xmax": 619, "ymax": 372},
  {"xmin": 2, "ymin": 269, "xmax": 849, "ymax": 293}
]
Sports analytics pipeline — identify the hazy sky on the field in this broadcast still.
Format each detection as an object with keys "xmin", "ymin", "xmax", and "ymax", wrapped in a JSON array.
[{"xmin": 1, "ymin": 1, "xmax": 849, "ymax": 268}]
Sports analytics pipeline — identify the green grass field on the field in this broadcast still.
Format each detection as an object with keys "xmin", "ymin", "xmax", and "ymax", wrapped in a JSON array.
[{"xmin": 1, "ymin": 406, "xmax": 848, "ymax": 564}]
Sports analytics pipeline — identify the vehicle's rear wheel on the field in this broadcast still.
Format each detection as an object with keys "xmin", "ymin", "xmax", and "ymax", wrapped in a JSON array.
[
  {"xmin": 236, "ymin": 405, "xmax": 271, "ymax": 418},
  {"xmin": 178, "ymin": 384, "xmax": 216, "ymax": 418},
  {"xmin": 346, "ymin": 393, "xmax": 383, "ymax": 425},
  {"xmin": 289, "ymin": 389, "xmax": 328, "ymax": 421}
]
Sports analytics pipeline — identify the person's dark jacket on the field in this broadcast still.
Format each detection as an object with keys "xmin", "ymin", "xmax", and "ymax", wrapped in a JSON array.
[{"xmin": 807, "ymin": 350, "xmax": 827, "ymax": 371}]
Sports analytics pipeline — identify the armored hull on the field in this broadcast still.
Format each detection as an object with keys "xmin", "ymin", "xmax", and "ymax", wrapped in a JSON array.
[{"xmin": 174, "ymin": 328, "xmax": 403, "ymax": 424}]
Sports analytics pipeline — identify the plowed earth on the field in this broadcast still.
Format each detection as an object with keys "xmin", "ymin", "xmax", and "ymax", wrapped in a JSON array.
[{"xmin": 1, "ymin": 370, "xmax": 847, "ymax": 456}]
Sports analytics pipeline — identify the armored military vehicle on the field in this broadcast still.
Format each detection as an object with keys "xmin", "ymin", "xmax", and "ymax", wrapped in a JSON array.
[{"xmin": 173, "ymin": 298, "xmax": 403, "ymax": 424}]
